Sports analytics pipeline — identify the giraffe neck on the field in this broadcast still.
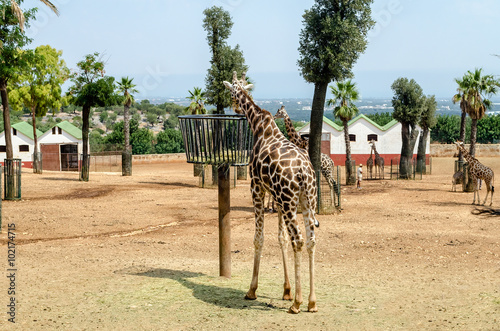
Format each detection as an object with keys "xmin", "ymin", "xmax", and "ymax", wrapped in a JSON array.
[
  {"xmin": 459, "ymin": 146, "xmax": 477, "ymax": 166},
  {"xmin": 283, "ymin": 113, "xmax": 308, "ymax": 149},
  {"xmin": 372, "ymin": 146, "xmax": 380, "ymax": 158},
  {"xmin": 236, "ymin": 89, "xmax": 282, "ymax": 143}
]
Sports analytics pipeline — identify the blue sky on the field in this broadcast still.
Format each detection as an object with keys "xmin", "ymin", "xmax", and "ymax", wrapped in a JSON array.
[{"xmin": 24, "ymin": 0, "xmax": 500, "ymax": 100}]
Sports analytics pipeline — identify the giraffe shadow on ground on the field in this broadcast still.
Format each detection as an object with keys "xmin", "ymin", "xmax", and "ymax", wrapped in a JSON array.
[{"xmin": 122, "ymin": 267, "xmax": 277, "ymax": 311}]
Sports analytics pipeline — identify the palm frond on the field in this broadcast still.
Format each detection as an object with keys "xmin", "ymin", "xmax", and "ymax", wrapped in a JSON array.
[{"xmin": 39, "ymin": 0, "xmax": 59, "ymax": 15}]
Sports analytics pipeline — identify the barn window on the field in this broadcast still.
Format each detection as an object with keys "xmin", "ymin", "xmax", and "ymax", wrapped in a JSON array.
[
  {"xmin": 0, "ymin": 145, "xmax": 6, "ymax": 152},
  {"xmin": 19, "ymin": 145, "xmax": 29, "ymax": 152},
  {"xmin": 52, "ymin": 127, "xmax": 56, "ymax": 134},
  {"xmin": 367, "ymin": 134, "xmax": 378, "ymax": 142},
  {"xmin": 349, "ymin": 134, "xmax": 356, "ymax": 142},
  {"xmin": 13, "ymin": 128, "xmax": 17, "ymax": 136},
  {"xmin": 58, "ymin": 127, "xmax": 62, "ymax": 134}
]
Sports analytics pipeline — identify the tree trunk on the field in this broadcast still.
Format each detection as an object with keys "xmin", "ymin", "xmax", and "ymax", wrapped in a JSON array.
[
  {"xmin": 80, "ymin": 104, "xmax": 90, "ymax": 181},
  {"xmin": 1, "ymin": 78, "xmax": 15, "ymax": 199},
  {"xmin": 469, "ymin": 118, "xmax": 477, "ymax": 157},
  {"xmin": 216, "ymin": 103, "xmax": 224, "ymax": 114},
  {"xmin": 0, "ymin": 79, "xmax": 13, "ymax": 159},
  {"xmin": 399, "ymin": 123, "xmax": 419, "ymax": 179},
  {"xmin": 416, "ymin": 128, "xmax": 428, "ymax": 174},
  {"xmin": 122, "ymin": 104, "xmax": 132, "ymax": 176},
  {"xmin": 308, "ymin": 81, "xmax": 328, "ymax": 172},
  {"xmin": 343, "ymin": 120, "xmax": 355, "ymax": 185},
  {"xmin": 31, "ymin": 105, "xmax": 42, "ymax": 174},
  {"xmin": 458, "ymin": 101, "xmax": 466, "ymax": 161}
]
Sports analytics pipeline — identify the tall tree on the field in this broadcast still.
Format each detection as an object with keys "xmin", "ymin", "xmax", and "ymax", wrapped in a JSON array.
[
  {"xmin": 391, "ymin": 77, "xmax": 425, "ymax": 179},
  {"xmin": 416, "ymin": 95, "xmax": 437, "ymax": 173},
  {"xmin": 0, "ymin": 1, "xmax": 35, "ymax": 164},
  {"xmin": 452, "ymin": 74, "xmax": 471, "ymax": 161},
  {"xmin": 461, "ymin": 69, "xmax": 499, "ymax": 157},
  {"xmin": 327, "ymin": 80, "xmax": 359, "ymax": 185},
  {"xmin": 298, "ymin": 0, "xmax": 374, "ymax": 171},
  {"xmin": 185, "ymin": 87, "xmax": 207, "ymax": 115},
  {"xmin": 8, "ymin": 45, "xmax": 69, "ymax": 173},
  {"xmin": 67, "ymin": 52, "xmax": 118, "ymax": 181},
  {"xmin": 203, "ymin": 6, "xmax": 248, "ymax": 114},
  {"xmin": 117, "ymin": 76, "xmax": 138, "ymax": 176}
]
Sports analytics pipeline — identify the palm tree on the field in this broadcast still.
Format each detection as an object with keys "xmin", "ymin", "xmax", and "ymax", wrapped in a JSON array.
[
  {"xmin": 9, "ymin": 0, "xmax": 59, "ymax": 32},
  {"xmin": 462, "ymin": 69, "xmax": 499, "ymax": 157},
  {"xmin": 185, "ymin": 87, "xmax": 207, "ymax": 115},
  {"xmin": 327, "ymin": 80, "xmax": 359, "ymax": 185},
  {"xmin": 117, "ymin": 76, "xmax": 138, "ymax": 176},
  {"xmin": 452, "ymin": 74, "xmax": 471, "ymax": 161}
]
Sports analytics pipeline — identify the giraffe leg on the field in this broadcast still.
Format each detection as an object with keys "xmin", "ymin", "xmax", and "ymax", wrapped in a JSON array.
[
  {"xmin": 277, "ymin": 209, "xmax": 292, "ymax": 301},
  {"xmin": 246, "ymin": 189, "xmax": 265, "ymax": 300},
  {"xmin": 283, "ymin": 206, "xmax": 303, "ymax": 314},
  {"xmin": 301, "ymin": 205, "xmax": 317, "ymax": 313}
]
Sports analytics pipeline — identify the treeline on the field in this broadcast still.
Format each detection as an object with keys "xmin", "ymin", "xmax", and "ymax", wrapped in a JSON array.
[{"xmin": 90, "ymin": 119, "xmax": 184, "ymax": 154}]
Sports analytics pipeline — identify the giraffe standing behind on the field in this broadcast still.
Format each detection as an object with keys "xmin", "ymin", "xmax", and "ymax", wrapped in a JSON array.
[
  {"xmin": 274, "ymin": 106, "xmax": 340, "ymax": 200},
  {"xmin": 451, "ymin": 170, "xmax": 463, "ymax": 192},
  {"xmin": 366, "ymin": 146, "xmax": 374, "ymax": 179},
  {"xmin": 369, "ymin": 140, "xmax": 385, "ymax": 179},
  {"xmin": 454, "ymin": 141, "xmax": 495, "ymax": 205},
  {"xmin": 224, "ymin": 72, "xmax": 319, "ymax": 314}
]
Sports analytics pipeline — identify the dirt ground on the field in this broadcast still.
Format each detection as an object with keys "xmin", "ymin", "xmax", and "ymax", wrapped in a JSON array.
[{"xmin": 0, "ymin": 157, "xmax": 499, "ymax": 330}]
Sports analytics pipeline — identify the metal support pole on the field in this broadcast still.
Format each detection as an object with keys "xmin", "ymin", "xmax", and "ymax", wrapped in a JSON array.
[{"xmin": 218, "ymin": 164, "xmax": 231, "ymax": 278}]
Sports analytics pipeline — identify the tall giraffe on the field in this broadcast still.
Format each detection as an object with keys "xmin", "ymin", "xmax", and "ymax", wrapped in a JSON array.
[
  {"xmin": 369, "ymin": 140, "xmax": 385, "ymax": 179},
  {"xmin": 454, "ymin": 141, "xmax": 495, "ymax": 205},
  {"xmin": 274, "ymin": 106, "xmax": 340, "ymax": 199},
  {"xmin": 224, "ymin": 72, "xmax": 318, "ymax": 314},
  {"xmin": 366, "ymin": 146, "xmax": 374, "ymax": 179}
]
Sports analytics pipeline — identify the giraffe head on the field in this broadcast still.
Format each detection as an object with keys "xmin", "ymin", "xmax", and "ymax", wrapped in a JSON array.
[
  {"xmin": 273, "ymin": 105, "xmax": 287, "ymax": 120},
  {"xmin": 223, "ymin": 71, "xmax": 254, "ymax": 114},
  {"xmin": 454, "ymin": 140, "xmax": 465, "ymax": 150},
  {"xmin": 369, "ymin": 140, "xmax": 376, "ymax": 148}
]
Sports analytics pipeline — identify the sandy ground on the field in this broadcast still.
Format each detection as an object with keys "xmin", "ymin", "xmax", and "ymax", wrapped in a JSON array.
[{"xmin": 0, "ymin": 157, "xmax": 499, "ymax": 330}]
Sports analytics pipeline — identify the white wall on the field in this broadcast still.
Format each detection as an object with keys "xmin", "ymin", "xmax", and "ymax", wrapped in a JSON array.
[
  {"xmin": 0, "ymin": 130, "xmax": 34, "ymax": 164},
  {"xmin": 38, "ymin": 129, "xmax": 83, "ymax": 154}
]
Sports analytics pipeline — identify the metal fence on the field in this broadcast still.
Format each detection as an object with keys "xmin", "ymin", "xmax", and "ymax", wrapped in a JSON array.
[
  {"xmin": 317, "ymin": 166, "xmax": 341, "ymax": 214},
  {"xmin": 89, "ymin": 152, "xmax": 122, "ymax": 172},
  {"xmin": 390, "ymin": 156, "xmax": 432, "ymax": 180}
]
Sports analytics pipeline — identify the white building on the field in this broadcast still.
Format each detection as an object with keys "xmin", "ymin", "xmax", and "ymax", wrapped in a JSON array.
[
  {"xmin": 38, "ymin": 121, "xmax": 83, "ymax": 171},
  {"xmin": 298, "ymin": 114, "xmax": 430, "ymax": 165},
  {"xmin": 0, "ymin": 121, "xmax": 43, "ymax": 167}
]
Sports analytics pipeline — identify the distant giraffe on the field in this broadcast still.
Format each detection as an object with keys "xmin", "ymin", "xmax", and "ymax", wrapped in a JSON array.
[
  {"xmin": 454, "ymin": 141, "xmax": 495, "ymax": 205},
  {"xmin": 224, "ymin": 72, "xmax": 319, "ymax": 313},
  {"xmin": 366, "ymin": 146, "xmax": 374, "ymax": 179},
  {"xmin": 274, "ymin": 106, "xmax": 340, "ymax": 200},
  {"xmin": 451, "ymin": 170, "xmax": 463, "ymax": 192},
  {"xmin": 369, "ymin": 140, "xmax": 384, "ymax": 179}
]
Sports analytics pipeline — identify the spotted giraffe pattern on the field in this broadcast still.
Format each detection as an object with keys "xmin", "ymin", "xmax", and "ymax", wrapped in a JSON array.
[
  {"xmin": 274, "ymin": 106, "xmax": 339, "ymax": 197},
  {"xmin": 369, "ymin": 140, "xmax": 385, "ymax": 179},
  {"xmin": 454, "ymin": 141, "xmax": 495, "ymax": 205},
  {"xmin": 366, "ymin": 146, "xmax": 374, "ymax": 179},
  {"xmin": 224, "ymin": 72, "xmax": 318, "ymax": 314}
]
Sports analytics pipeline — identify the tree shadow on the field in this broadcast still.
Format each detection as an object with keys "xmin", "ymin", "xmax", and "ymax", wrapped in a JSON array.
[
  {"xmin": 119, "ymin": 267, "xmax": 277, "ymax": 311},
  {"xmin": 138, "ymin": 181, "xmax": 197, "ymax": 188}
]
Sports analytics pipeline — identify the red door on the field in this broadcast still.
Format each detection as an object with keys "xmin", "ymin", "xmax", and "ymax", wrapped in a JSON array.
[{"xmin": 41, "ymin": 144, "xmax": 60, "ymax": 171}]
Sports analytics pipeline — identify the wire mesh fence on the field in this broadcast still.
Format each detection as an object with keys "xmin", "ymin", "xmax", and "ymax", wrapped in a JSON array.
[
  {"xmin": 89, "ymin": 152, "xmax": 122, "ymax": 172},
  {"xmin": 4, "ymin": 158, "xmax": 21, "ymax": 200},
  {"xmin": 390, "ymin": 156, "xmax": 432, "ymax": 180},
  {"xmin": 317, "ymin": 166, "xmax": 341, "ymax": 214}
]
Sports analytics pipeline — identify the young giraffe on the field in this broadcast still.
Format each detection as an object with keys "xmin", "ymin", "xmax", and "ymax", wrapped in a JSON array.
[
  {"xmin": 274, "ymin": 105, "xmax": 340, "ymax": 199},
  {"xmin": 224, "ymin": 72, "xmax": 318, "ymax": 314},
  {"xmin": 366, "ymin": 147, "xmax": 374, "ymax": 179},
  {"xmin": 454, "ymin": 141, "xmax": 495, "ymax": 205},
  {"xmin": 369, "ymin": 140, "xmax": 385, "ymax": 179}
]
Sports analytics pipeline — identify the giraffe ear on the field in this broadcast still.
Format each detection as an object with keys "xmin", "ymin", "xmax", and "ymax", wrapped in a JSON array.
[
  {"xmin": 223, "ymin": 81, "xmax": 233, "ymax": 90},
  {"xmin": 243, "ymin": 84, "xmax": 254, "ymax": 91}
]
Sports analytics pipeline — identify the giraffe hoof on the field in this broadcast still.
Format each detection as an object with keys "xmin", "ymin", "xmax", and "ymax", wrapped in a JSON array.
[
  {"xmin": 307, "ymin": 302, "xmax": 318, "ymax": 313},
  {"xmin": 288, "ymin": 305, "xmax": 301, "ymax": 314},
  {"xmin": 245, "ymin": 292, "xmax": 257, "ymax": 300},
  {"xmin": 282, "ymin": 288, "xmax": 293, "ymax": 301}
]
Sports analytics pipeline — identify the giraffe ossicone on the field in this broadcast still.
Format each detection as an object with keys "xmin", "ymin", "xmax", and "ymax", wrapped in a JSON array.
[{"xmin": 224, "ymin": 71, "xmax": 319, "ymax": 314}]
